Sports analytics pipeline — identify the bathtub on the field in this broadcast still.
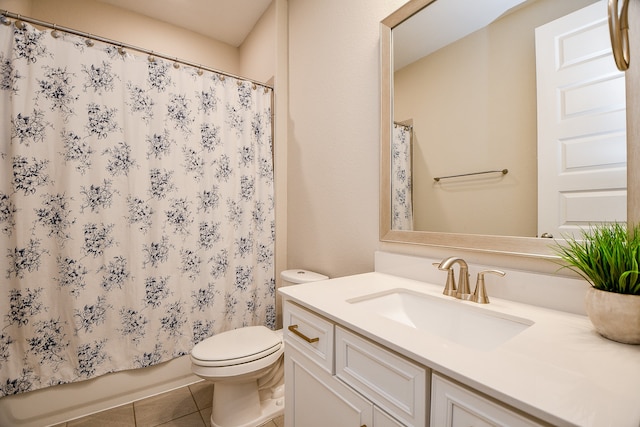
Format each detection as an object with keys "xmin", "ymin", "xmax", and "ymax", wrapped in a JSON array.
[{"xmin": 0, "ymin": 355, "xmax": 199, "ymax": 427}]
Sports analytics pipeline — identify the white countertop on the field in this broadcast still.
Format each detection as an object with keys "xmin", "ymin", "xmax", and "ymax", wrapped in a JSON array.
[{"xmin": 279, "ymin": 272, "xmax": 640, "ymax": 427}]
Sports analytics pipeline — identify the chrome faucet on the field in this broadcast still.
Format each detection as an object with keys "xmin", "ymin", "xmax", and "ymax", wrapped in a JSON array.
[{"xmin": 437, "ymin": 257, "xmax": 471, "ymax": 300}]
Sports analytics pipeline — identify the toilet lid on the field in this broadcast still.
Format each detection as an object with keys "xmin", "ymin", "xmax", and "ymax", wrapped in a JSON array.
[{"xmin": 191, "ymin": 326, "xmax": 282, "ymax": 367}]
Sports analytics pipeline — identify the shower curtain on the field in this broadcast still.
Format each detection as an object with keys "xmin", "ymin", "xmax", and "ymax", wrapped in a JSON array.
[
  {"xmin": 0, "ymin": 21, "xmax": 275, "ymax": 395},
  {"xmin": 392, "ymin": 123, "xmax": 413, "ymax": 230}
]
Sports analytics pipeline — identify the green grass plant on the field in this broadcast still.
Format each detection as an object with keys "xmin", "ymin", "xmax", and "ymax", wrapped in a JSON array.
[{"xmin": 553, "ymin": 223, "xmax": 640, "ymax": 295}]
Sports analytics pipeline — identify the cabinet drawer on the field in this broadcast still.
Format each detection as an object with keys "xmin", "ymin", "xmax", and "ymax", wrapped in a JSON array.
[
  {"xmin": 431, "ymin": 374, "xmax": 544, "ymax": 427},
  {"xmin": 335, "ymin": 326, "xmax": 428, "ymax": 427},
  {"xmin": 283, "ymin": 301, "xmax": 334, "ymax": 373}
]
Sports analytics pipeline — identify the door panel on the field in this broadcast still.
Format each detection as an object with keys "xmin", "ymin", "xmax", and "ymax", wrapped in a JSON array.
[{"xmin": 536, "ymin": 0, "xmax": 626, "ymax": 238}]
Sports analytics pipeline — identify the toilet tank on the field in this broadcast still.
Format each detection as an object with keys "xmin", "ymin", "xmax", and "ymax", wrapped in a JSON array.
[{"xmin": 280, "ymin": 269, "xmax": 328, "ymax": 286}]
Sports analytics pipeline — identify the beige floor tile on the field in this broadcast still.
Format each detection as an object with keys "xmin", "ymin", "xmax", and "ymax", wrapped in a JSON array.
[
  {"xmin": 53, "ymin": 385, "xmax": 284, "ymax": 427},
  {"xmin": 273, "ymin": 415, "xmax": 285, "ymax": 427},
  {"xmin": 188, "ymin": 381, "xmax": 213, "ymax": 410},
  {"xmin": 134, "ymin": 387, "xmax": 198, "ymax": 427},
  {"xmin": 200, "ymin": 407, "xmax": 212, "ymax": 427},
  {"xmin": 258, "ymin": 415, "xmax": 285, "ymax": 427},
  {"xmin": 67, "ymin": 404, "xmax": 135, "ymax": 427},
  {"xmin": 154, "ymin": 411, "xmax": 205, "ymax": 427}
]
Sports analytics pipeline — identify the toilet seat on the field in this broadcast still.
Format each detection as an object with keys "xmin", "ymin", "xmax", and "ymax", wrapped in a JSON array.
[{"xmin": 191, "ymin": 326, "xmax": 282, "ymax": 367}]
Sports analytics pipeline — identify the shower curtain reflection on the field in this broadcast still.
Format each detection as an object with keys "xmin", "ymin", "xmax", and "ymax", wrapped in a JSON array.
[
  {"xmin": 0, "ymin": 21, "xmax": 275, "ymax": 396},
  {"xmin": 392, "ymin": 122, "xmax": 413, "ymax": 230}
]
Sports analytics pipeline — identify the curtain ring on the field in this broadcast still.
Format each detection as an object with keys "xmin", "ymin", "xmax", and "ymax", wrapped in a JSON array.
[
  {"xmin": 219, "ymin": 74, "xmax": 225, "ymax": 81},
  {"xmin": 51, "ymin": 24, "xmax": 59, "ymax": 38},
  {"xmin": 15, "ymin": 17, "xmax": 25, "ymax": 29},
  {"xmin": 148, "ymin": 52, "xmax": 155, "ymax": 62},
  {"xmin": 197, "ymin": 66, "xmax": 203, "ymax": 76},
  {"xmin": 1, "ymin": 15, "xmax": 11, "ymax": 26},
  {"xmin": 118, "ymin": 45, "xmax": 126, "ymax": 55},
  {"xmin": 173, "ymin": 59, "xmax": 180, "ymax": 69},
  {"xmin": 608, "ymin": 0, "xmax": 630, "ymax": 71},
  {"xmin": 85, "ymin": 37, "xmax": 94, "ymax": 47}
]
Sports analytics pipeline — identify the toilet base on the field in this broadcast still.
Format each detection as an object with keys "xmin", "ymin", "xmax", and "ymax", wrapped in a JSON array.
[{"xmin": 210, "ymin": 381, "xmax": 285, "ymax": 427}]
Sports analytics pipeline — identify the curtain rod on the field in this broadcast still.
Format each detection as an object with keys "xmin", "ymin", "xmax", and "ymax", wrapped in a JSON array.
[{"xmin": 0, "ymin": 9, "xmax": 273, "ymax": 91}]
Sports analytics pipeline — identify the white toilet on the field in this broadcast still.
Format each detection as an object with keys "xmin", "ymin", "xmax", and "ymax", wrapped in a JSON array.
[{"xmin": 190, "ymin": 269, "xmax": 328, "ymax": 427}]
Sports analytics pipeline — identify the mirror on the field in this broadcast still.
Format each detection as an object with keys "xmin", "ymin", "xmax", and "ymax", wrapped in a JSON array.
[{"xmin": 380, "ymin": 0, "xmax": 630, "ymax": 257}]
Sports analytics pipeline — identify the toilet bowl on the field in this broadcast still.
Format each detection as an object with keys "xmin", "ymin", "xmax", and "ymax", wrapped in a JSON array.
[
  {"xmin": 191, "ymin": 326, "xmax": 285, "ymax": 427},
  {"xmin": 190, "ymin": 269, "xmax": 328, "ymax": 427}
]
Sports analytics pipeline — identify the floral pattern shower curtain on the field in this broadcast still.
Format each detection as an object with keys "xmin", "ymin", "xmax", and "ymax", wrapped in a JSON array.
[
  {"xmin": 0, "ymin": 22, "xmax": 275, "ymax": 395},
  {"xmin": 392, "ymin": 123, "xmax": 413, "ymax": 230}
]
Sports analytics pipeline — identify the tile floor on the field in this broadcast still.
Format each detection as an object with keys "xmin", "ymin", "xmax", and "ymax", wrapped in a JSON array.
[{"xmin": 51, "ymin": 381, "xmax": 285, "ymax": 427}]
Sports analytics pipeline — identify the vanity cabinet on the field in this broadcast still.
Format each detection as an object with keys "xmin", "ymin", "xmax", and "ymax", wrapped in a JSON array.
[
  {"xmin": 283, "ymin": 300, "xmax": 545, "ymax": 427},
  {"xmin": 283, "ymin": 301, "xmax": 426, "ymax": 427}
]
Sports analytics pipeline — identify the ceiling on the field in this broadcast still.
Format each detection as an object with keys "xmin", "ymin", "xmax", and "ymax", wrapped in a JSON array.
[
  {"xmin": 97, "ymin": 0, "xmax": 272, "ymax": 47},
  {"xmin": 393, "ymin": 0, "xmax": 527, "ymax": 70}
]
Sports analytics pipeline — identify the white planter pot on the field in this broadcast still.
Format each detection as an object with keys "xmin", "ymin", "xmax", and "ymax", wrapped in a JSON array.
[{"xmin": 585, "ymin": 287, "xmax": 640, "ymax": 345}]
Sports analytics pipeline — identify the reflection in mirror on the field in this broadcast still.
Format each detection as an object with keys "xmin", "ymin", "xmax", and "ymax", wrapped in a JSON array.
[
  {"xmin": 392, "ymin": 121, "xmax": 414, "ymax": 230},
  {"xmin": 380, "ymin": 0, "xmax": 629, "ymax": 257}
]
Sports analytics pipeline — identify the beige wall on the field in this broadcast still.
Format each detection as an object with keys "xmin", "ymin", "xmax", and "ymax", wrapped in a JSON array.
[
  {"xmin": 287, "ymin": 0, "xmax": 407, "ymax": 278},
  {"xmin": 0, "ymin": 0, "xmax": 31, "ymax": 15},
  {"xmin": 272, "ymin": 0, "xmax": 288, "ymax": 325},
  {"xmin": 0, "ymin": 0, "xmax": 241, "ymax": 74},
  {"xmin": 240, "ymin": 1, "xmax": 276, "ymax": 83}
]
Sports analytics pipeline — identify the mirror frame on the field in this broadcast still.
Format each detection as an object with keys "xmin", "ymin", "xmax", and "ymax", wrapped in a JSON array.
[{"xmin": 380, "ymin": 0, "xmax": 639, "ymax": 259}]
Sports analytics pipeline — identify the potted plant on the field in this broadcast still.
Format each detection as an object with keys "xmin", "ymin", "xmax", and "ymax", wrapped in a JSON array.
[{"xmin": 553, "ymin": 222, "xmax": 640, "ymax": 344}]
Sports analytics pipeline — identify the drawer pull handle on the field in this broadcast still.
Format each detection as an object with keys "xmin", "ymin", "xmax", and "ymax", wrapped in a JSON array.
[{"xmin": 288, "ymin": 324, "xmax": 319, "ymax": 343}]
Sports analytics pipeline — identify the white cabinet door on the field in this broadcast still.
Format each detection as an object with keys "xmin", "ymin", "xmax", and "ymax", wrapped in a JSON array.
[
  {"xmin": 374, "ymin": 407, "xmax": 407, "ymax": 427},
  {"xmin": 285, "ymin": 344, "xmax": 373, "ymax": 427},
  {"xmin": 431, "ymin": 374, "xmax": 543, "ymax": 427},
  {"xmin": 335, "ymin": 326, "xmax": 427, "ymax": 427}
]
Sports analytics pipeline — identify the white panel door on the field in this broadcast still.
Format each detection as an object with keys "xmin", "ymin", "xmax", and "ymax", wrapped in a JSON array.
[{"xmin": 535, "ymin": 0, "xmax": 626, "ymax": 239}]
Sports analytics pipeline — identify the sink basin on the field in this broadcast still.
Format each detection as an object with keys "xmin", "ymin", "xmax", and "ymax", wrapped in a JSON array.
[{"xmin": 348, "ymin": 289, "xmax": 533, "ymax": 351}]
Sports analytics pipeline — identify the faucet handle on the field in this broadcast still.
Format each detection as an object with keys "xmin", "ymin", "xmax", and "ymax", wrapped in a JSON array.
[
  {"xmin": 471, "ymin": 269, "xmax": 505, "ymax": 304},
  {"xmin": 433, "ymin": 262, "xmax": 457, "ymax": 296}
]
